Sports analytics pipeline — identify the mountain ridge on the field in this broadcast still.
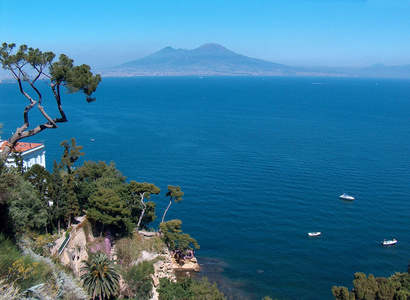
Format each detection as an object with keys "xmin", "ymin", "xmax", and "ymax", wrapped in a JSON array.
[{"xmin": 101, "ymin": 43, "xmax": 410, "ymax": 78}]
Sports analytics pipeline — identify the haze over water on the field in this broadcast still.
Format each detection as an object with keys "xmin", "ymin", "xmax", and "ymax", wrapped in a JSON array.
[{"xmin": 1, "ymin": 76, "xmax": 409, "ymax": 299}]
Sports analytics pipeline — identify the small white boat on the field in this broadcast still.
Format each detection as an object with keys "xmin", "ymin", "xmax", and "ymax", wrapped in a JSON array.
[
  {"xmin": 308, "ymin": 232, "xmax": 321, "ymax": 237},
  {"xmin": 382, "ymin": 239, "xmax": 397, "ymax": 246},
  {"xmin": 339, "ymin": 193, "xmax": 354, "ymax": 200}
]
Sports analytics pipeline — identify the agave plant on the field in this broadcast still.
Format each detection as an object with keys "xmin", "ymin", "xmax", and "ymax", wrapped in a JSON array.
[
  {"xmin": 80, "ymin": 253, "xmax": 120, "ymax": 300},
  {"xmin": 0, "ymin": 279, "xmax": 21, "ymax": 299}
]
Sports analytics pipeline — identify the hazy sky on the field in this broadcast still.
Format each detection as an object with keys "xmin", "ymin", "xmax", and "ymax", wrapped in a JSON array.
[{"xmin": 1, "ymin": 0, "xmax": 409, "ymax": 73}]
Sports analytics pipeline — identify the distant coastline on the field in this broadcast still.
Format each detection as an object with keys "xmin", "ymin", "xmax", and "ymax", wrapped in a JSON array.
[
  {"xmin": 99, "ymin": 43, "xmax": 410, "ymax": 79},
  {"xmin": 96, "ymin": 70, "xmax": 346, "ymax": 78}
]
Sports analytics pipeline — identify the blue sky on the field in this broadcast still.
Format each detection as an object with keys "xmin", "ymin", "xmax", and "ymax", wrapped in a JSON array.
[{"xmin": 1, "ymin": 0, "xmax": 409, "ymax": 73}]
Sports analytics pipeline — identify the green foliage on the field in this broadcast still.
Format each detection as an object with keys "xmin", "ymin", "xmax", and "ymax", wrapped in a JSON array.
[
  {"xmin": 0, "ymin": 168, "xmax": 19, "ymax": 204},
  {"xmin": 161, "ymin": 185, "xmax": 184, "ymax": 223},
  {"xmin": 0, "ymin": 43, "xmax": 101, "ymax": 160},
  {"xmin": 0, "ymin": 43, "xmax": 101, "ymax": 103},
  {"xmin": 166, "ymin": 185, "xmax": 184, "ymax": 203},
  {"xmin": 121, "ymin": 260, "xmax": 155, "ymax": 299},
  {"xmin": 116, "ymin": 236, "xmax": 141, "ymax": 268},
  {"xmin": 74, "ymin": 161, "xmax": 126, "ymax": 184},
  {"xmin": 116, "ymin": 234, "xmax": 166, "ymax": 268},
  {"xmin": 129, "ymin": 181, "xmax": 161, "ymax": 200},
  {"xmin": 128, "ymin": 181, "xmax": 160, "ymax": 229},
  {"xmin": 57, "ymin": 139, "xmax": 84, "ymax": 226},
  {"xmin": 49, "ymin": 160, "xmax": 67, "ymax": 232},
  {"xmin": 0, "ymin": 170, "xmax": 21, "ymax": 236},
  {"xmin": 22, "ymin": 164, "xmax": 53, "ymax": 232},
  {"xmin": 10, "ymin": 152, "xmax": 25, "ymax": 174},
  {"xmin": 50, "ymin": 54, "xmax": 101, "ymax": 102},
  {"xmin": 87, "ymin": 186, "xmax": 133, "ymax": 236},
  {"xmin": 7, "ymin": 257, "xmax": 48, "ymax": 290},
  {"xmin": 73, "ymin": 160, "xmax": 126, "ymax": 210},
  {"xmin": 0, "ymin": 234, "xmax": 54, "ymax": 292},
  {"xmin": 141, "ymin": 201, "xmax": 157, "ymax": 228},
  {"xmin": 8, "ymin": 176, "xmax": 48, "ymax": 233},
  {"xmin": 23, "ymin": 164, "xmax": 51, "ymax": 198},
  {"xmin": 354, "ymin": 273, "xmax": 379, "ymax": 299},
  {"xmin": 333, "ymin": 271, "xmax": 410, "ymax": 300},
  {"xmin": 65, "ymin": 181, "xmax": 80, "ymax": 225},
  {"xmin": 332, "ymin": 286, "xmax": 354, "ymax": 300},
  {"xmin": 159, "ymin": 219, "xmax": 199, "ymax": 254},
  {"xmin": 1, "ymin": 168, "xmax": 51, "ymax": 236},
  {"xmin": 81, "ymin": 253, "xmax": 120, "ymax": 300},
  {"xmin": 0, "ymin": 234, "xmax": 22, "ymax": 279},
  {"xmin": 26, "ymin": 233, "xmax": 55, "ymax": 257},
  {"xmin": 158, "ymin": 277, "xmax": 226, "ymax": 300},
  {"xmin": 59, "ymin": 138, "xmax": 85, "ymax": 174}
]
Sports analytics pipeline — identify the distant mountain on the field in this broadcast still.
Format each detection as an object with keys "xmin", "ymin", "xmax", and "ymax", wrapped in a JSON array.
[
  {"xmin": 101, "ymin": 43, "xmax": 410, "ymax": 78},
  {"xmin": 354, "ymin": 63, "xmax": 410, "ymax": 79},
  {"xmin": 102, "ymin": 43, "xmax": 319, "ymax": 77}
]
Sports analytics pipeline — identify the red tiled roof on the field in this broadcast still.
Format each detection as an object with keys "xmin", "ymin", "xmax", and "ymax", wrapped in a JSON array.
[{"xmin": 0, "ymin": 141, "xmax": 44, "ymax": 153}]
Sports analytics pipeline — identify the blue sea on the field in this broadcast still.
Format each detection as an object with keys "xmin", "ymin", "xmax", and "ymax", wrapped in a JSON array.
[{"xmin": 1, "ymin": 76, "xmax": 409, "ymax": 299}]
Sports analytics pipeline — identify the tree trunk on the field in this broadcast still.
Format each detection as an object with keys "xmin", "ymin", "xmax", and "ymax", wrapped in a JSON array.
[
  {"xmin": 161, "ymin": 200, "xmax": 172, "ymax": 224},
  {"xmin": 0, "ymin": 80, "xmax": 66, "ymax": 161},
  {"xmin": 136, "ymin": 192, "xmax": 146, "ymax": 230},
  {"xmin": 0, "ymin": 123, "xmax": 53, "ymax": 160}
]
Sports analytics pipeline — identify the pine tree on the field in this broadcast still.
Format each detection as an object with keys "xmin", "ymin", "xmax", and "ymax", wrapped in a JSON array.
[
  {"xmin": 50, "ymin": 160, "xmax": 66, "ymax": 234},
  {"xmin": 87, "ymin": 187, "xmax": 132, "ymax": 236},
  {"xmin": 65, "ymin": 181, "xmax": 80, "ymax": 227}
]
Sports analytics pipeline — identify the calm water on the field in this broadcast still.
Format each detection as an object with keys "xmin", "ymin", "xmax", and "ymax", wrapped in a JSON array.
[{"xmin": 1, "ymin": 77, "xmax": 409, "ymax": 299}]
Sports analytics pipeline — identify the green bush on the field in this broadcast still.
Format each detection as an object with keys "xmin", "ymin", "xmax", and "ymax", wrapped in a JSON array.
[
  {"xmin": 116, "ymin": 234, "xmax": 167, "ymax": 267},
  {"xmin": 333, "ymin": 271, "xmax": 410, "ymax": 300},
  {"xmin": 116, "ymin": 237, "xmax": 141, "ymax": 267},
  {"xmin": 158, "ymin": 277, "xmax": 226, "ymax": 300},
  {"xmin": 0, "ymin": 234, "xmax": 54, "ymax": 291},
  {"xmin": 121, "ymin": 260, "xmax": 154, "ymax": 299},
  {"xmin": 0, "ymin": 234, "xmax": 22, "ymax": 278}
]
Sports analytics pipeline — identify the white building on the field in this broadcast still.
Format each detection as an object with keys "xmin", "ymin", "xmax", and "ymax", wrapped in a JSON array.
[{"xmin": 0, "ymin": 140, "xmax": 46, "ymax": 169}]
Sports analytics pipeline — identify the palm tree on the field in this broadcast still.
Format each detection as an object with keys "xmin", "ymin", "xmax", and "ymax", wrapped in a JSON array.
[{"xmin": 81, "ymin": 253, "xmax": 120, "ymax": 300}]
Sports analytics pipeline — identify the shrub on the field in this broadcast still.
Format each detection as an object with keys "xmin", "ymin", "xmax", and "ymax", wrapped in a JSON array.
[
  {"xmin": 32, "ymin": 234, "xmax": 55, "ymax": 257},
  {"xmin": 7, "ymin": 256, "xmax": 54, "ymax": 291},
  {"xmin": 116, "ymin": 234, "xmax": 167, "ymax": 267},
  {"xmin": 116, "ymin": 237, "xmax": 140, "ymax": 267},
  {"xmin": 0, "ymin": 234, "xmax": 22, "ymax": 278},
  {"xmin": 158, "ymin": 277, "xmax": 226, "ymax": 300},
  {"xmin": 121, "ymin": 260, "xmax": 154, "ymax": 299}
]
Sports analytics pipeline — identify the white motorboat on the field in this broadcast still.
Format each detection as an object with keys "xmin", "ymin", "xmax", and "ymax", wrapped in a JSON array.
[
  {"xmin": 339, "ymin": 193, "xmax": 354, "ymax": 200},
  {"xmin": 382, "ymin": 239, "xmax": 397, "ymax": 246},
  {"xmin": 308, "ymin": 232, "xmax": 321, "ymax": 237}
]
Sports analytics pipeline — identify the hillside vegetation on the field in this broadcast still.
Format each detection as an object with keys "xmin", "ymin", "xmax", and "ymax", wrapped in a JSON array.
[{"xmin": 0, "ymin": 138, "xmax": 225, "ymax": 300}]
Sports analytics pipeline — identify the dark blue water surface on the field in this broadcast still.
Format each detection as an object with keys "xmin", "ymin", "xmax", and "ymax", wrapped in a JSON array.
[{"xmin": 1, "ymin": 77, "xmax": 409, "ymax": 299}]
